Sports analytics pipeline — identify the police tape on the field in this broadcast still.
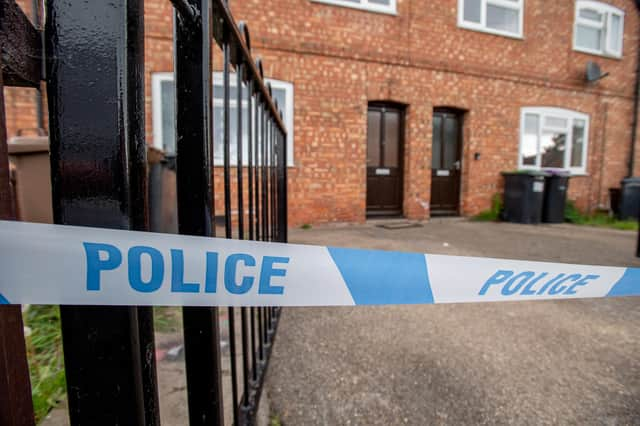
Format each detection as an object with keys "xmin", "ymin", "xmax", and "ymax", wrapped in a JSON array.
[{"xmin": 0, "ymin": 220, "xmax": 639, "ymax": 307}]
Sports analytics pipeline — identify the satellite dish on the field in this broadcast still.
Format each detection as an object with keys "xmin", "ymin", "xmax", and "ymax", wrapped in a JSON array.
[{"xmin": 586, "ymin": 61, "xmax": 609, "ymax": 83}]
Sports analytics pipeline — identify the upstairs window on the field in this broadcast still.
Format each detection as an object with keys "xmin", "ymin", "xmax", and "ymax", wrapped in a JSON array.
[
  {"xmin": 574, "ymin": 1, "xmax": 624, "ymax": 58},
  {"xmin": 519, "ymin": 107, "xmax": 589, "ymax": 175},
  {"xmin": 311, "ymin": 0, "xmax": 396, "ymax": 15},
  {"xmin": 458, "ymin": 0, "xmax": 524, "ymax": 38}
]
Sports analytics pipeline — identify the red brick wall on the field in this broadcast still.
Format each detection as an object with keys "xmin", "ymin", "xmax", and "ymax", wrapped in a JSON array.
[
  {"xmin": 228, "ymin": 0, "xmax": 640, "ymax": 224},
  {"xmin": 4, "ymin": 0, "xmax": 640, "ymax": 226}
]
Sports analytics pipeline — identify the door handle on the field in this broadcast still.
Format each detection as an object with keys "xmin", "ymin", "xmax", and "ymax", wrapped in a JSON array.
[{"xmin": 453, "ymin": 160, "xmax": 461, "ymax": 170}]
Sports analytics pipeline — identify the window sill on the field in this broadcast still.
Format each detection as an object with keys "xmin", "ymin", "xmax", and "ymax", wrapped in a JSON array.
[
  {"xmin": 573, "ymin": 46, "xmax": 622, "ymax": 60},
  {"xmin": 310, "ymin": 0, "xmax": 397, "ymax": 16},
  {"xmin": 518, "ymin": 167, "xmax": 589, "ymax": 177},
  {"xmin": 457, "ymin": 22, "xmax": 523, "ymax": 40}
]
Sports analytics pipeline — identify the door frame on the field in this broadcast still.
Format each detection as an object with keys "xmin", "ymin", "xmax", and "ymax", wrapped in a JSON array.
[
  {"xmin": 430, "ymin": 107, "xmax": 465, "ymax": 216},
  {"xmin": 366, "ymin": 101, "xmax": 406, "ymax": 217}
]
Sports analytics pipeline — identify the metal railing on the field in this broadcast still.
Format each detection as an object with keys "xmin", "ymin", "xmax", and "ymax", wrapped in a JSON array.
[{"xmin": 0, "ymin": 0, "xmax": 287, "ymax": 424}]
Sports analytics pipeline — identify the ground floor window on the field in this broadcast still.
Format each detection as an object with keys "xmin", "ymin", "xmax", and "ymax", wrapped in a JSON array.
[
  {"xmin": 152, "ymin": 72, "xmax": 294, "ymax": 166},
  {"xmin": 519, "ymin": 107, "xmax": 589, "ymax": 174}
]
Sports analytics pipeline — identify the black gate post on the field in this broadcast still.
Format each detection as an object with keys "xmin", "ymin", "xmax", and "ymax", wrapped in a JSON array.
[
  {"xmin": 45, "ymin": 0, "xmax": 157, "ymax": 424},
  {"xmin": 174, "ymin": 1, "xmax": 225, "ymax": 424}
]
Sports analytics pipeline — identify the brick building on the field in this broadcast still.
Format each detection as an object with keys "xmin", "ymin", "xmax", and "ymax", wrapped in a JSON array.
[{"xmin": 5, "ymin": 0, "xmax": 640, "ymax": 226}]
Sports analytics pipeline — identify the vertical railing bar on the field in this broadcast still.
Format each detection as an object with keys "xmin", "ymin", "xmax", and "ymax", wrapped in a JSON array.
[
  {"xmin": 228, "ymin": 307, "xmax": 239, "ymax": 424},
  {"xmin": 262, "ymin": 118, "xmax": 269, "ymax": 337},
  {"xmin": 256, "ymin": 93, "xmax": 265, "ymax": 363},
  {"xmin": 272, "ymin": 121, "xmax": 276, "ymax": 243},
  {"xmin": 247, "ymin": 82, "xmax": 258, "ymax": 385},
  {"xmin": 247, "ymin": 78, "xmax": 254, "ymax": 239},
  {"xmin": 272, "ymin": 125, "xmax": 277, "ymax": 244},
  {"xmin": 273, "ymin": 127, "xmax": 282, "ymax": 242},
  {"xmin": 270, "ymin": 118, "xmax": 275, "ymax": 244},
  {"xmin": 236, "ymin": 59, "xmax": 252, "ymax": 409},
  {"xmin": 267, "ymin": 119, "xmax": 273, "ymax": 331},
  {"xmin": 258, "ymin": 306, "xmax": 264, "ymax": 360},
  {"xmin": 174, "ymin": 1, "xmax": 224, "ymax": 424},
  {"xmin": 250, "ymin": 306, "xmax": 257, "ymax": 380},
  {"xmin": 267, "ymin": 118, "xmax": 272, "ymax": 242},
  {"xmin": 265, "ymin": 119, "xmax": 270, "ymax": 243},
  {"xmin": 277, "ymin": 129, "xmax": 283, "ymax": 242},
  {"xmin": 261, "ymin": 102, "xmax": 267, "ymax": 243},
  {"xmin": 240, "ymin": 307, "xmax": 250, "ymax": 407},
  {"xmin": 262, "ymin": 305, "xmax": 268, "ymax": 348},
  {"xmin": 129, "ymin": 0, "xmax": 161, "ymax": 420},
  {"xmin": 281, "ymin": 127, "xmax": 288, "ymax": 244},
  {"xmin": 275, "ymin": 129, "xmax": 280, "ymax": 241},
  {"xmin": 273, "ymin": 118, "xmax": 277, "ymax": 243},
  {"xmin": 276, "ymin": 130, "xmax": 280, "ymax": 242},
  {"xmin": 236, "ymin": 60, "xmax": 245, "ymax": 242},
  {"xmin": 255, "ymin": 93, "xmax": 261, "ymax": 242},
  {"xmin": 223, "ymin": 34, "xmax": 232, "ymax": 240},
  {"xmin": 223, "ymin": 24, "xmax": 240, "ymax": 425}
]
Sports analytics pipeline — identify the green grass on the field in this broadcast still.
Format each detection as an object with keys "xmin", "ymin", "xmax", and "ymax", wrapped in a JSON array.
[
  {"xmin": 565, "ymin": 201, "xmax": 638, "ymax": 231},
  {"xmin": 21, "ymin": 305, "xmax": 183, "ymax": 423},
  {"xmin": 473, "ymin": 196, "xmax": 637, "ymax": 230},
  {"xmin": 24, "ymin": 305, "xmax": 66, "ymax": 423},
  {"xmin": 472, "ymin": 193, "xmax": 503, "ymax": 222},
  {"xmin": 153, "ymin": 306, "xmax": 183, "ymax": 333},
  {"xmin": 300, "ymin": 223, "xmax": 312, "ymax": 230},
  {"xmin": 270, "ymin": 415, "xmax": 282, "ymax": 426}
]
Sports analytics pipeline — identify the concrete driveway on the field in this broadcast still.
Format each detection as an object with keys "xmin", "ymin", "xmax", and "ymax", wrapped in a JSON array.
[{"xmin": 264, "ymin": 219, "xmax": 640, "ymax": 425}]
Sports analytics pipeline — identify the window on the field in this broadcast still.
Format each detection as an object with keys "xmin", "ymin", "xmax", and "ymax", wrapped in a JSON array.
[
  {"xmin": 458, "ymin": 0, "xmax": 524, "ymax": 38},
  {"xmin": 574, "ymin": 1, "xmax": 624, "ymax": 58},
  {"xmin": 311, "ymin": 0, "xmax": 396, "ymax": 15},
  {"xmin": 152, "ymin": 72, "xmax": 294, "ymax": 166},
  {"xmin": 519, "ymin": 107, "xmax": 589, "ymax": 174}
]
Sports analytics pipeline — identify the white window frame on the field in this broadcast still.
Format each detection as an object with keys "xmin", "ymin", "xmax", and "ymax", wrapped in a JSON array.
[
  {"xmin": 573, "ymin": 1, "xmax": 624, "ymax": 58},
  {"xmin": 310, "ymin": 0, "xmax": 396, "ymax": 15},
  {"xmin": 152, "ymin": 72, "xmax": 295, "ymax": 166},
  {"xmin": 519, "ymin": 107, "xmax": 590, "ymax": 175},
  {"xmin": 152, "ymin": 72, "xmax": 173, "ymax": 155},
  {"xmin": 457, "ymin": 0, "xmax": 524, "ymax": 39}
]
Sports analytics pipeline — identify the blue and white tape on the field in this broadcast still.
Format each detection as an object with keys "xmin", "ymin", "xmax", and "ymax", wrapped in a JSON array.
[{"xmin": 0, "ymin": 220, "xmax": 639, "ymax": 306}]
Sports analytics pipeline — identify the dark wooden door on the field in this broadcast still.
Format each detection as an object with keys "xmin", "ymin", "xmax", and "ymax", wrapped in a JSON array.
[
  {"xmin": 431, "ymin": 111, "xmax": 462, "ymax": 215},
  {"xmin": 366, "ymin": 105, "xmax": 404, "ymax": 216}
]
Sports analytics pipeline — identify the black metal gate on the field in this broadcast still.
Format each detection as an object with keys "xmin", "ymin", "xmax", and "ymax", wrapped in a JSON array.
[{"xmin": 0, "ymin": 0, "xmax": 287, "ymax": 424}]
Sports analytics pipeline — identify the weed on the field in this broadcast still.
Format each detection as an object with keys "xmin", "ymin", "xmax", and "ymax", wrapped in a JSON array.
[
  {"xmin": 24, "ymin": 305, "xmax": 66, "ymax": 423},
  {"xmin": 472, "ymin": 194, "xmax": 503, "ymax": 221},
  {"xmin": 300, "ymin": 223, "xmax": 312, "ymax": 230},
  {"xmin": 22, "ymin": 305, "xmax": 184, "ymax": 423},
  {"xmin": 154, "ymin": 307, "xmax": 183, "ymax": 333},
  {"xmin": 564, "ymin": 200, "xmax": 638, "ymax": 231},
  {"xmin": 270, "ymin": 415, "xmax": 282, "ymax": 426}
]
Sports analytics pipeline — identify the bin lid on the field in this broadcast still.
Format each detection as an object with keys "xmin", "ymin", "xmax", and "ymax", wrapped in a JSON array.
[
  {"xmin": 8, "ymin": 136, "xmax": 49, "ymax": 155},
  {"xmin": 621, "ymin": 176, "xmax": 640, "ymax": 184}
]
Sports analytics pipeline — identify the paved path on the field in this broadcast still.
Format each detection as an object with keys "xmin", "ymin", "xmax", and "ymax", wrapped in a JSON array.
[{"xmin": 264, "ymin": 220, "xmax": 640, "ymax": 425}]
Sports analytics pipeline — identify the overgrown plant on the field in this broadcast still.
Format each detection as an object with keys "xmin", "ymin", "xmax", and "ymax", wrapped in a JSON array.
[
  {"xmin": 473, "ymin": 193, "xmax": 503, "ymax": 221},
  {"xmin": 24, "ymin": 305, "xmax": 66, "ymax": 422},
  {"xmin": 564, "ymin": 200, "xmax": 638, "ymax": 231}
]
